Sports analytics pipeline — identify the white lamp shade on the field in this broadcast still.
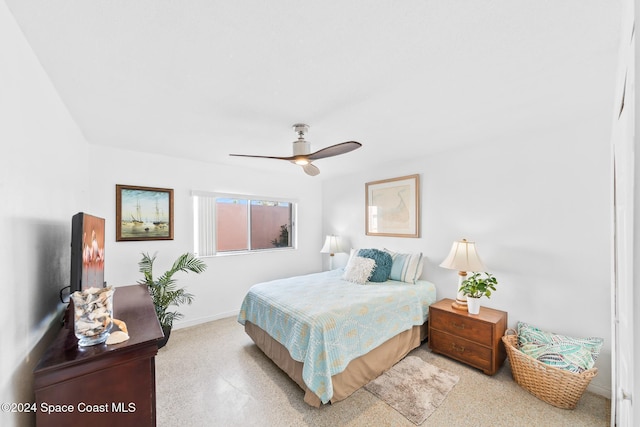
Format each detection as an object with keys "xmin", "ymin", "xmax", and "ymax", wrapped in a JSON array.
[
  {"xmin": 320, "ymin": 235, "xmax": 343, "ymax": 254},
  {"xmin": 439, "ymin": 239, "xmax": 486, "ymax": 272}
]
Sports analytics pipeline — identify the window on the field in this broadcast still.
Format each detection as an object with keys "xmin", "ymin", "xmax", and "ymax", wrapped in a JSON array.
[{"xmin": 193, "ymin": 192, "xmax": 295, "ymax": 256}]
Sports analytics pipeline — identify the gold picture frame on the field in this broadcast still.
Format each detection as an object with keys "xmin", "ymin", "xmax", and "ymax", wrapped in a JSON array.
[
  {"xmin": 365, "ymin": 174, "xmax": 420, "ymax": 237},
  {"xmin": 116, "ymin": 184, "xmax": 174, "ymax": 241}
]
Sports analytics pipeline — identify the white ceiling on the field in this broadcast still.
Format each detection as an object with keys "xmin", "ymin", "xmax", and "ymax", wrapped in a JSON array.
[{"xmin": 6, "ymin": 0, "xmax": 622, "ymax": 179}]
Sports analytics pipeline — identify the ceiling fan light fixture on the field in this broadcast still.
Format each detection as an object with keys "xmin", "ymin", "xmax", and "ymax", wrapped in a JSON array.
[{"xmin": 229, "ymin": 123, "xmax": 361, "ymax": 176}]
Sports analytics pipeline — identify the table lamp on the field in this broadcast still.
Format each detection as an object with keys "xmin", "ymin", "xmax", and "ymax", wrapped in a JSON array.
[
  {"xmin": 320, "ymin": 235, "xmax": 344, "ymax": 270},
  {"xmin": 439, "ymin": 238, "xmax": 486, "ymax": 310}
]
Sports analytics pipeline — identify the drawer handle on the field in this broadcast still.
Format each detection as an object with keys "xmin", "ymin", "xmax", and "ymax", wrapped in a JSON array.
[
  {"xmin": 451, "ymin": 322, "xmax": 465, "ymax": 330},
  {"xmin": 451, "ymin": 343, "xmax": 465, "ymax": 353}
]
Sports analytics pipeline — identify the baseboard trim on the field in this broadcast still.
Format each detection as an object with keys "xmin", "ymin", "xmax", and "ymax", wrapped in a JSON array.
[
  {"xmin": 173, "ymin": 310, "xmax": 239, "ymax": 330},
  {"xmin": 587, "ymin": 382, "xmax": 611, "ymax": 398}
]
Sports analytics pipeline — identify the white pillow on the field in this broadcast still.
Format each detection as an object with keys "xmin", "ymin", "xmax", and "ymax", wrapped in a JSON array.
[
  {"xmin": 344, "ymin": 248, "xmax": 358, "ymax": 269},
  {"xmin": 342, "ymin": 256, "xmax": 375, "ymax": 285}
]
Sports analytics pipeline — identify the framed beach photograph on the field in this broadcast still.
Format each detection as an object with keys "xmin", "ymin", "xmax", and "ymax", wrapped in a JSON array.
[
  {"xmin": 365, "ymin": 174, "xmax": 420, "ymax": 237},
  {"xmin": 116, "ymin": 184, "xmax": 174, "ymax": 241}
]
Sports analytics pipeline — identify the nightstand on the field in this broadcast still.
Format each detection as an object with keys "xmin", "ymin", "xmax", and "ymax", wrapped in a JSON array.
[{"xmin": 428, "ymin": 298, "xmax": 507, "ymax": 375}]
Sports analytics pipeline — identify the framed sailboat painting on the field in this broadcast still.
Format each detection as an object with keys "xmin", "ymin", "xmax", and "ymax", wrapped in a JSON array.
[{"xmin": 116, "ymin": 184, "xmax": 174, "ymax": 241}]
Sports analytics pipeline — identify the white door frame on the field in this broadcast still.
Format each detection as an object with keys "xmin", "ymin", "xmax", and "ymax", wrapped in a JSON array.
[{"xmin": 611, "ymin": 1, "xmax": 635, "ymax": 425}]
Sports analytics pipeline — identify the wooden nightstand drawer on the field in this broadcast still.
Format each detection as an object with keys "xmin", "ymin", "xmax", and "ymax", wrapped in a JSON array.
[
  {"xmin": 429, "ymin": 309, "xmax": 493, "ymax": 346},
  {"xmin": 429, "ymin": 330, "xmax": 492, "ymax": 372},
  {"xmin": 428, "ymin": 298, "xmax": 507, "ymax": 375}
]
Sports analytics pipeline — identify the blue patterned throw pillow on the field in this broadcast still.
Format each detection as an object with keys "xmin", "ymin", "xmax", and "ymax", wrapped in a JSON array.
[{"xmin": 357, "ymin": 249, "xmax": 392, "ymax": 282}]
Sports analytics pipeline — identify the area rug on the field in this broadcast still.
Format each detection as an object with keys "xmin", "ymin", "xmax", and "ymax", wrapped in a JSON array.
[{"xmin": 364, "ymin": 355, "xmax": 459, "ymax": 425}]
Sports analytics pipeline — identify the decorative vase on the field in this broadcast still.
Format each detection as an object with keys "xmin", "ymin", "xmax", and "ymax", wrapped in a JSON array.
[
  {"xmin": 71, "ymin": 286, "xmax": 115, "ymax": 346},
  {"xmin": 466, "ymin": 296, "xmax": 481, "ymax": 315}
]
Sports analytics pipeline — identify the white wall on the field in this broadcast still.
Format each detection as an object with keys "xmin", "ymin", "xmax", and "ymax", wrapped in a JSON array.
[
  {"xmin": 322, "ymin": 120, "xmax": 612, "ymax": 396},
  {"xmin": 87, "ymin": 145, "xmax": 324, "ymax": 328},
  {"xmin": 1, "ymin": 1, "xmax": 619, "ymax": 422},
  {"xmin": 633, "ymin": 2, "xmax": 640, "ymax": 423},
  {"xmin": 0, "ymin": 3, "xmax": 90, "ymax": 426},
  {"xmin": 1, "ymin": 4, "xmax": 324, "ymax": 425},
  {"xmin": 634, "ymin": 85, "xmax": 640, "ymax": 427}
]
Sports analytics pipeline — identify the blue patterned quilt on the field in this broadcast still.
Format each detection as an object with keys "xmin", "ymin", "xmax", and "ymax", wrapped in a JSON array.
[{"xmin": 237, "ymin": 269, "xmax": 437, "ymax": 403}]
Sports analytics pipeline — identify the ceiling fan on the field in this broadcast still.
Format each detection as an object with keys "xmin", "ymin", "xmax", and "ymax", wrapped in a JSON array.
[{"xmin": 230, "ymin": 123, "xmax": 362, "ymax": 176}]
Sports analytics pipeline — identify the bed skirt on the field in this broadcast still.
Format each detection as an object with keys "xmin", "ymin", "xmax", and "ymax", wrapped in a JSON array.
[{"xmin": 244, "ymin": 321, "xmax": 428, "ymax": 407}]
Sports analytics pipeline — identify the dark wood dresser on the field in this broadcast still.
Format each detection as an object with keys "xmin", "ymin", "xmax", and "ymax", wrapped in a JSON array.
[
  {"xmin": 34, "ymin": 284, "xmax": 163, "ymax": 427},
  {"xmin": 428, "ymin": 298, "xmax": 507, "ymax": 375}
]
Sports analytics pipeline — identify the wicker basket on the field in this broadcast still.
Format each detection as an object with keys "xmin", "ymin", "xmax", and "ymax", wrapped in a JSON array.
[{"xmin": 502, "ymin": 330, "xmax": 598, "ymax": 409}]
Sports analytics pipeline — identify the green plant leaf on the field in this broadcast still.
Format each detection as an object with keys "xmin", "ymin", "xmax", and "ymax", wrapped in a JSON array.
[
  {"xmin": 138, "ymin": 252, "xmax": 207, "ymax": 329},
  {"xmin": 459, "ymin": 272, "xmax": 498, "ymax": 299}
]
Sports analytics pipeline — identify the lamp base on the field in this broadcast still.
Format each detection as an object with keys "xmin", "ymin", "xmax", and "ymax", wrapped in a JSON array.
[
  {"xmin": 452, "ymin": 271, "xmax": 468, "ymax": 311},
  {"xmin": 451, "ymin": 300, "xmax": 468, "ymax": 311}
]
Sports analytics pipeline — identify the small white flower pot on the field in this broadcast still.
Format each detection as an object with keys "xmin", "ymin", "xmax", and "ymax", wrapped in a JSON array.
[{"xmin": 466, "ymin": 297, "xmax": 481, "ymax": 315}]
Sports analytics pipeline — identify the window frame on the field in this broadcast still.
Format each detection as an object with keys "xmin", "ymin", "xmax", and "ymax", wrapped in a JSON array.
[{"xmin": 192, "ymin": 191, "xmax": 297, "ymax": 257}]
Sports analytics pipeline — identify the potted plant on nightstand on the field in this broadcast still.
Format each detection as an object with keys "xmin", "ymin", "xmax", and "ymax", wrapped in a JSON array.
[
  {"xmin": 458, "ymin": 272, "xmax": 498, "ymax": 315},
  {"xmin": 138, "ymin": 252, "xmax": 207, "ymax": 348}
]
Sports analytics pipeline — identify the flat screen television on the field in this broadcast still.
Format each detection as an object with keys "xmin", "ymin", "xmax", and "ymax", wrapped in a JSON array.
[{"xmin": 70, "ymin": 212, "xmax": 105, "ymax": 293}]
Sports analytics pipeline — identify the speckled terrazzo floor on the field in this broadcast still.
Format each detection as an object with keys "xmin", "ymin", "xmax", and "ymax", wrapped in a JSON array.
[{"xmin": 155, "ymin": 316, "xmax": 610, "ymax": 427}]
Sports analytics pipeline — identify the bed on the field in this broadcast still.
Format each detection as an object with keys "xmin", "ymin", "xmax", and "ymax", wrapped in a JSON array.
[{"xmin": 237, "ymin": 265, "xmax": 437, "ymax": 407}]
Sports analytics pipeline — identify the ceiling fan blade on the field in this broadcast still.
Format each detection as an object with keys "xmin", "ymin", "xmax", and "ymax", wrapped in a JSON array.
[
  {"xmin": 229, "ymin": 153, "xmax": 296, "ymax": 161},
  {"xmin": 307, "ymin": 141, "xmax": 362, "ymax": 161},
  {"xmin": 302, "ymin": 163, "xmax": 320, "ymax": 176}
]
